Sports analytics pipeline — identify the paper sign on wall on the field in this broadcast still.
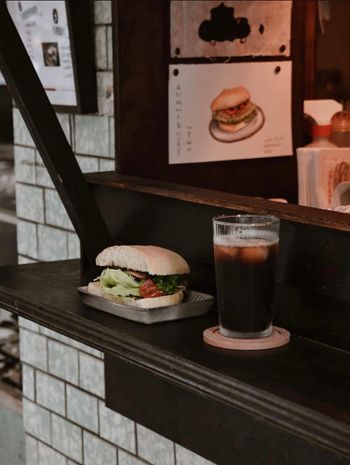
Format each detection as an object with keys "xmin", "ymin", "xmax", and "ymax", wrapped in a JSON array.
[
  {"xmin": 169, "ymin": 61, "xmax": 292, "ymax": 164},
  {"xmin": 7, "ymin": 1, "xmax": 77, "ymax": 106}
]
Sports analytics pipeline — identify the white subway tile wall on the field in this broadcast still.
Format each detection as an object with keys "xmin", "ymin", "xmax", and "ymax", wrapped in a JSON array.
[
  {"xmin": 106, "ymin": 26, "xmax": 113, "ymax": 70},
  {"xmin": 109, "ymin": 116, "xmax": 115, "ymax": 155},
  {"xmin": 16, "ymin": 1, "xmax": 216, "ymax": 464},
  {"xmin": 83, "ymin": 431, "xmax": 117, "ymax": 465},
  {"xmin": 13, "ymin": 107, "xmax": 35, "ymax": 146},
  {"xmin": 20, "ymin": 318, "xmax": 214, "ymax": 465},
  {"xmin": 16, "ymin": 184, "xmax": 45, "ymax": 223},
  {"xmin": 23, "ymin": 399, "xmax": 51, "ymax": 444},
  {"xmin": 14, "ymin": 146, "xmax": 36, "ymax": 183},
  {"xmin": 38, "ymin": 225, "xmax": 68, "ymax": 261},
  {"xmin": 17, "ymin": 220, "xmax": 38, "ymax": 258},
  {"xmin": 137, "ymin": 424, "xmax": 175, "ymax": 465},
  {"xmin": 76, "ymin": 154, "xmax": 100, "ymax": 173},
  {"xmin": 75, "ymin": 115, "xmax": 110, "ymax": 156},
  {"xmin": 52, "ymin": 414, "xmax": 83, "ymax": 463},
  {"xmin": 36, "ymin": 154, "xmax": 55, "ymax": 188},
  {"xmin": 175, "ymin": 445, "xmax": 217, "ymax": 465},
  {"xmin": 99, "ymin": 400, "xmax": 136, "ymax": 452},
  {"xmin": 118, "ymin": 449, "xmax": 149, "ymax": 465},
  {"xmin": 95, "ymin": 26, "xmax": 108, "ymax": 70},
  {"xmin": 22, "ymin": 364, "xmax": 35, "ymax": 401},
  {"xmin": 67, "ymin": 385, "xmax": 99, "ymax": 433},
  {"xmin": 94, "ymin": 0, "xmax": 112, "ymax": 25},
  {"xmin": 67, "ymin": 232, "xmax": 81, "ymax": 259},
  {"xmin": 17, "ymin": 255, "xmax": 36, "ymax": 264},
  {"xmin": 38, "ymin": 441, "xmax": 67, "ymax": 465},
  {"xmin": 20, "ymin": 328, "xmax": 47, "ymax": 370},
  {"xmin": 79, "ymin": 352, "xmax": 105, "ymax": 398},
  {"xmin": 44, "ymin": 189, "xmax": 74, "ymax": 230},
  {"xmin": 25, "ymin": 435, "xmax": 39, "ymax": 465},
  {"xmin": 98, "ymin": 158, "xmax": 115, "ymax": 172},
  {"xmin": 96, "ymin": 71, "xmax": 113, "ymax": 100},
  {"xmin": 56, "ymin": 113, "xmax": 72, "ymax": 142},
  {"xmin": 18, "ymin": 317, "xmax": 40, "ymax": 333},
  {"xmin": 39, "ymin": 326, "xmax": 75, "ymax": 345},
  {"xmin": 48, "ymin": 340, "xmax": 79, "ymax": 385},
  {"xmin": 36, "ymin": 371, "xmax": 66, "ymax": 416}
]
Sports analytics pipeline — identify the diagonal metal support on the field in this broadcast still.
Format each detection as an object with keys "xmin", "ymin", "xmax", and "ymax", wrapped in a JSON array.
[{"xmin": 0, "ymin": 3, "xmax": 113, "ymax": 266}]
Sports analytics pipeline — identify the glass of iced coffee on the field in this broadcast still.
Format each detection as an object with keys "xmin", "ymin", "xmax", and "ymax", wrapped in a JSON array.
[{"xmin": 213, "ymin": 215, "xmax": 280, "ymax": 339}]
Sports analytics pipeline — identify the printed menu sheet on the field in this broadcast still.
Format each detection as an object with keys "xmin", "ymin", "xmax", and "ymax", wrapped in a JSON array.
[
  {"xmin": 169, "ymin": 61, "xmax": 292, "ymax": 164},
  {"xmin": 7, "ymin": 0, "xmax": 77, "ymax": 106}
]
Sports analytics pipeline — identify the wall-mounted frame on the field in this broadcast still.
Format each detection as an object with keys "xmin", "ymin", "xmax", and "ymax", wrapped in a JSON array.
[
  {"xmin": 7, "ymin": 0, "xmax": 97, "ymax": 114},
  {"xmin": 112, "ymin": 1, "xmax": 309, "ymax": 201}
]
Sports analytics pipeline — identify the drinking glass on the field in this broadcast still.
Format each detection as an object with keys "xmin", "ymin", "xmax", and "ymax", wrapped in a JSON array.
[{"xmin": 213, "ymin": 214, "xmax": 280, "ymax": 339}]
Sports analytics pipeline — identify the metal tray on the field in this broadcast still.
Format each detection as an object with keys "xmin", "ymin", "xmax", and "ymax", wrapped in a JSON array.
[{"xmin": 77, "ymin": 287, "xmax": 215, "ymax": 324}]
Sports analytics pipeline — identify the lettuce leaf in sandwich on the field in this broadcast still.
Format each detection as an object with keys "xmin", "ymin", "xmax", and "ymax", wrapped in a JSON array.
[{"xmin": 100, "ymin": 268, "xmax": 141, "ymax": 297}]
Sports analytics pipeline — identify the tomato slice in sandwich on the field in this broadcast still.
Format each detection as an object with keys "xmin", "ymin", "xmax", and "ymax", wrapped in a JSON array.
[{"xmin": 140, "ymin": 279, "xmax": 164, "ymax": 298}]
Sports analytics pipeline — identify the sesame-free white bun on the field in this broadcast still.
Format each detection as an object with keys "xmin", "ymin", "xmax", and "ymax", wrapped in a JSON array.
[
  {"xmin": 211, "ymin": 86, "xmax": 250, "ymax": 111},
  {"xmin": 87, "ymin": 281, "xmax": 185, "ymax": 309},
  {"xmin": 87, "ymin": 281, "xmax": 105, "ymax": 297},
  {"xmin": 96, "ymin": 245, "xmax": 190, "ymax": 275}
]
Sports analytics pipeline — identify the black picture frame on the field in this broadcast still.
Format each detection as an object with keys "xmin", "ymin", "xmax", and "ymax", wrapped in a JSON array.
[{"xmin": 7, "ymin": 0, "xmax": 97, "ymax": 114}]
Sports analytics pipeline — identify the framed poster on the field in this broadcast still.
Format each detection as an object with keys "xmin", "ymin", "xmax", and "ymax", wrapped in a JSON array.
[
  {"xmin": 7, "ymin": 0, "xmax": 97, "ymax": 113},
  {"xmin": 113, "ymin": 1, "xmax": 307, "ymax": 200}
]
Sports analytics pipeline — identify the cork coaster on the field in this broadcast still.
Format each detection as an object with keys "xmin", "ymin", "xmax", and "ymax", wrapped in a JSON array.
[{"xmin": 203, "ymin": 326, "xmax": 290, "ymax": 351}]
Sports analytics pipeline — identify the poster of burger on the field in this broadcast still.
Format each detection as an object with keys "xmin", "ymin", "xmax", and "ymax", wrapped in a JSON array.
[{"xmin": 169, "ymin": 61, "xmax": 292, "ymax": 164}]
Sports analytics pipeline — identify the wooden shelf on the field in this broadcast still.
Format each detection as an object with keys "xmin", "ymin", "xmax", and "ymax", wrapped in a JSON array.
[
  {"xmin": 86, "ymin": 171, "xmax": 350, "ymax": 233},
  {"xmin": 0, "ymin": 259, "xmax": 349, "ymax": 464}
]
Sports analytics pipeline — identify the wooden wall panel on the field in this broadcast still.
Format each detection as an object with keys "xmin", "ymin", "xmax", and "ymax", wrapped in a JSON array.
[{"xmin": 113, "ymin": 1, "xmax": 308, "ymax": 202}]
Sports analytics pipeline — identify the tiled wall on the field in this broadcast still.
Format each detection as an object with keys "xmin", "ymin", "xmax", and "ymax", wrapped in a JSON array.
[
  {"xmin": 19, "ymin": 317, "xmax": 214, "ymax": 465},
  {"xmin": 14, "ymin": 0, "xmax": 115, "ymax": 265},
  {"xmin": 14, "ymin": 2, "xmax": 216, "ymax": 465}
]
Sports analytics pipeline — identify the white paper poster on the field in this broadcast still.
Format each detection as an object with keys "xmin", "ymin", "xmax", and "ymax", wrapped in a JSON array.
[
  {"xmin": 169, "ymin": 61, "xmax": 292, "ymax": 164},
  {"xmin": 7, "ymin": 0, "xmax": 77, "ymax": 106}
]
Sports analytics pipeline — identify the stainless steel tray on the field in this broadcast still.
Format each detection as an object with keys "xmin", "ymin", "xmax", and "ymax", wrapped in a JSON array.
[{"xmin": 77, "ymin": 287, "xmax": 215, "ymax": 324}]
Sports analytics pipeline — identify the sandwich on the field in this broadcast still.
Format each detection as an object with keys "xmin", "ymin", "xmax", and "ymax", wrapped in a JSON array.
[
  {"xmin": 211, "ymin": 86, "xmax": 257, "ymax": 133},
  {"xmin": 88, "ymin": 245, "xmax": 190, "ymax": 308}
]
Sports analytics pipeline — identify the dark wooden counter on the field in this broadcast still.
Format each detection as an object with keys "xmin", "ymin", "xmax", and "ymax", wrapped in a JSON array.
[{"xmin": 0, "ymin": 259, "xmax": 349, "ymax": 465}]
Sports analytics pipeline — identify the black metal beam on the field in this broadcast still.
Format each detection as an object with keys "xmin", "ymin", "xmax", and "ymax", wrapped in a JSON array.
[{"xmin": 0, "ymin": 3, "xmax": 113, "ymax": 266}]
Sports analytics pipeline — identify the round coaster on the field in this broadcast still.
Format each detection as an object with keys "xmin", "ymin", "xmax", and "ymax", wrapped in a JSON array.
[{"xmin": 203, "ymin": 326, "xmax": 290, "ymax": 351}]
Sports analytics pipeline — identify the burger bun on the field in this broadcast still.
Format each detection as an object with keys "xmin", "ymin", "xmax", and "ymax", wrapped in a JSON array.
[
  {"xmin": 96, "ymin": 245, "xmax": 189, "ymax": 276},
  {"xmin": 211, "ymin": 86, "xmax": 250, "ymax": 112}
]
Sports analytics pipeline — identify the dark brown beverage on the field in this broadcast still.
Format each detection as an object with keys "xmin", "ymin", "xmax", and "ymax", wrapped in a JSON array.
[{"xmin": 214, "ymin": 238, "xmax": 278, "ymax": 338}]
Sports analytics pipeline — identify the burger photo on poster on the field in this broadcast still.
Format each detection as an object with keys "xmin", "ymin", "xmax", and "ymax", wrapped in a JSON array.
[{"xmin": 209, "ymin": 86, "xmax": 264, "ymax": 142}]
